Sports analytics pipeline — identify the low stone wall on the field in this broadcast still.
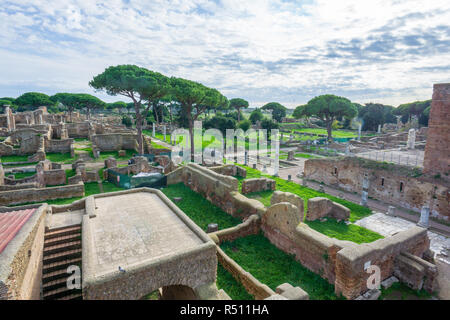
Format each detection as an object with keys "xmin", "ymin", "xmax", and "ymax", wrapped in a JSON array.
[
  {"xmin": 335, "ymin": 226, "xmax": 431, "ymax": 299},
  {"xmin": 306, "ymin": 197, "xmax": 350, "ymax": 221},
  {"xmin": 0, "ymin": 204, "xmax": 47, "ymax": 300},
  {"xmin": 91, "ymin": 133, "xmax": 138, "ymax": 152},
  {"xmin": 0, "ymin": 182, "xmax": 84, "ymax": 206},
  {"xmin": 241, "ymin": 178, "xmax": 276, "ymax": 194},
  {"xmin": 209, "ymin": 215, "xmax": 261, "ymax": 244},
  {"xmin": 44, "ymin": 138, "xmax": 73, "ymax": 154},
  {"xmin": 209, "ymin": 164, "xmax": 247, "ymax": 178},
  {"xmin": 43, "ymin": 169, "xmax": 66, "ymax": 186},
  {"xmin": 216, "ymin": 246, "xmax": 275, "ymax": 300},
  {"xmin": 167, "ymin": 163, "xmax": 239, "ymax": 214},
  {"xmin": 304, "ymin": 157, "xmax": 449, "ymax": 221},
  {"xmin": 394, "ymin": 252, "xmax": 437, "ymax": 293}
]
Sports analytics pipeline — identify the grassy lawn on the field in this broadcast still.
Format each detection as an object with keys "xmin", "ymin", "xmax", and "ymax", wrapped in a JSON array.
[
  {"xmin": 236, "ymin": 165, "xmax": 382, "ymax": 243},
  {"xmin": 221, "ymin": 234, "xmax": 343, "ymax": 300},
  {"xmin": 1, "ymin": 155, "xmax": 30, "ymax": 163},
  {"xmin": 12, "ymin": 171, "xmax": 36, "ymax": 179},
  {"xmin": 161, "ymin": 183, "xmax": 242, "ymax": 232},
  {"xmin": 279, "ymin": 152, "xmax": 322, "ymax": 160},
  {"xmin": 216, "ymin": 264, "xmax": 254, "ymax": 300},
  {"xmin": 46, "ymin": 153, "xmax": 76, "ymax": 164},
  {"xmin": 379, "ymin": 282, "xmax": 432, "ymax": 300},
  {"xmin": 96, "ymin": 149, "xmax": 136, "ymax": 162},
  {"xmin": 295, "ymin": 128, "xmax": 357, "ymax": 138},
  {"xmin": 151, "ymin": 141, "xmax": 168, "ymax": 149}
]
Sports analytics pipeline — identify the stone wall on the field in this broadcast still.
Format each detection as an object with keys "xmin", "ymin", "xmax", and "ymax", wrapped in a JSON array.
[
  {"xmin": 44, "ymin": 138, "xmax": 73, "ymax": 154},
  {"xmin": 0, "ymin": 182, "xmax": 84, "ymax": 206},
  {"xmin": 91, "ymin": 133, "xmax": 138, "ymax": 152},
  {"xmin": 306, "ymin": 197, "xmax": 350, "ymax": 221},
  {"xmin": 209, "ymin": 164, "xmax": 247, "ymax": 178},
  {"xmin": 209, "ymin": 215, "xmax": 261, "ymax": 244},
  {"xmin": 66, "ymin": 122, "xmax": 91, "ymax": 138},
  {"xmin": 334, "ymin": 227, "xmax": 431, "ymax": 299},
  {"xmin": 423, "ymin": 83, "xmax": 450, "ymax": 180},
  {"xmin": 241, "ymin": 178, "xmax": 276, "ymax": 194},
  {"xmin": 304, "ymin": 157, "xmax": 449, "ymax": 221},
  {"xmin": 43, "ymin": 169, "xmax": 66, "ymax": 186}
]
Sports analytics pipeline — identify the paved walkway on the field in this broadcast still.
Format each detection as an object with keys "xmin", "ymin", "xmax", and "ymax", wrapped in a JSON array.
[
  {"xmin": 355, "ymin": 213, "xmax": 449, "ymax": 264},
  {"xmin": 278, "ymin": 163, "xmax": 450, "ymax": 237}
]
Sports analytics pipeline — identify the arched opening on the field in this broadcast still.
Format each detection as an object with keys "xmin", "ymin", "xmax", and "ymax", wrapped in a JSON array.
[{"xmin": 142, "ymin": 285, "xmax": 198, "ymax": 300}]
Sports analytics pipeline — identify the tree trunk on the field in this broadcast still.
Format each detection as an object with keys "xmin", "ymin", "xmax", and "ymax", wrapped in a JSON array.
[
  {"xmin": 237, "ymin": 107, "xmax": 241, "ymax": 122},
  {"xmin": 134, "ymin": 102, "xmax": 144, "ymax": 155},
  {"xmin": 326, "ymin": 120, "xmax": 332, "ymax": 142}
]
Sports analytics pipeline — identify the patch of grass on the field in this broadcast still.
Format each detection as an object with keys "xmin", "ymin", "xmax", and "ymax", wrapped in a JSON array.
[
  {"xmin": 46, "ymin": 153, "xmax": 76, "ymax": 164},
  {"xmin": 1, "ymin": 155, "xmax": 30, "ymax": 163},
  {"xmin": 12, "ymin": 171, "xmax": 36, "ymax": 179},
  {"xmin": 96, "ymin": 150, "xmax": 136, "ymax": 162},
  {"xmin": 216, "ymin": 264, "xmax": 254, "ymax": 300},
  {"xmin": 161, "ymin": 183, "xmax": 242, "ymax": 232},
  {"xmin": 296, "ymin": 128, "xmax": 357, "ymax": 138},
  {"xmin": 151, "ymin": 141, "xmax": 167, "ymax": 149},
  {"xmin": 236, "ymin": 165, "xmax": 381, "ymax": 243},
  {"xmin": 379, "ymin": 282, "xmax": 432, "ymax": 300},
  {"xmin": 221, "ymin": 234, "xmax": 343, "ymax": 300},
  {"xmin": 305, "ymin": 219, "xmax": 383, "ymax": 244}
]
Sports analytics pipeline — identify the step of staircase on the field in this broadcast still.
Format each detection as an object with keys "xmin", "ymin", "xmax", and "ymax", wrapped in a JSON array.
[
  {"xmin": 43, "ymin": 286, "xmax": 82, "ymax": 300},
  {"xmin": 43, "ymin": 257, "xmax": 81, "ymax": 274},
  {"xmin": 44, "ymin": 233, "xmax": 81, "ymax": 248},
  {"xmin": 43, "ymin": 248, "xmax": 82, "ymax": 265},
  {"xmin": 45, "ymin": 225, "xmax": 81, "ymax": 240},
  {"xmin": 43, "ymin": 240, "xmax": 81, "ymax": 257}
]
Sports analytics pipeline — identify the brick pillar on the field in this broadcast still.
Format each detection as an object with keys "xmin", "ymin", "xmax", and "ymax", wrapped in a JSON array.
[{"xmin": 423, "ymin": 83, "xmax": 450, "ymax": 178}]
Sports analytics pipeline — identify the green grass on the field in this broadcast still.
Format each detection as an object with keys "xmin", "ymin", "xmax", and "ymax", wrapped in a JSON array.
[
  {"xmin": 46, "ymin": 153, "xmax": 76, "ymax": 164},
  {"xmin": 151, "ymin": 141, "xmax": 167, "ymax": 149},
  {"xmin": 12, "ymin": 171, "xmax": 36, "ymax": 179},
  {"xmin": 236, "ymin": 165, "xmax": 382, "ymax": 243},
  {"xmin": 0, "ymin": 155, "xmax": 30, "ymax": 163},
  {"xmin": 161, "ymin": 183, "xmax": 242, "ymax": 232},
  {"xmin": 221, "ymin": 234, "xmax": 343, "ymax": 300},
  {"xmin": 96, "ymin": 149, "xmax": 136, "ymax": 162},
  {"xmin": 216, "ymin": 264, "xmax": 254, "ymax": 300},
  {"xmin": 379, "ymin": 282, "xmax": 432, "ymax": 300},
  {"xmin": 295, "ymin": 128, "xmax": 357, "ymax": 138}
]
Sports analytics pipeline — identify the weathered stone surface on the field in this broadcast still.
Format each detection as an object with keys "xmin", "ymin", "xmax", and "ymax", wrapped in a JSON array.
[
  {"xmin": 381, "ymin": 276, "xmax": 399, "ymax": 289},
  {"xmin": 241, "ymin": 178, "xmax": 276, "ymax": 194},
  {"xmin": 306, "ymin": 197, "xmax": 350, "ymax": 221},
  {"xmin": 304, "ymin": 157, "xmax": 449, "ymax": 221},
  {"xmin": 423, "ymin": 83, "xmax": 450, "ymax": 179}
]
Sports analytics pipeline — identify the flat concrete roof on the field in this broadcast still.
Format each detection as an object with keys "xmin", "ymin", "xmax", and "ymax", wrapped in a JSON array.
[{"xmin": 83, "ymin": 190, "xmax": 209, "ymax": 281}]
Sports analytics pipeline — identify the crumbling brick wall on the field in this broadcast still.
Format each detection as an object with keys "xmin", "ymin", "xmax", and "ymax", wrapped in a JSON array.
[
  {"xmin": 304, "ymin": 157, "xmax": 449, "ymax": 221},
  {"xmin": 423, "ymin": 83, "xmax": 450, "ymax": 179},
  {"xmin": 241, "ymin": 178, "xmax": 276, "ymax": 194},
  {"xmin": 306, "ymin": 197, "xmax": 350, "ymax": 221}
]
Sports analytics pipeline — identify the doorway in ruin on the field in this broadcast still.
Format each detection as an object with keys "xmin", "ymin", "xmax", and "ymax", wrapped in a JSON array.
[{"xmin": 142, "ymin": 285, "xmax": 198, "ymax": 300}]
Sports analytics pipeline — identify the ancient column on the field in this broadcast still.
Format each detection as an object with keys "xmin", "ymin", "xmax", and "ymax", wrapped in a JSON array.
[
  {"xmin": 358, "ymin": 124, "xmax": 362, "ymax": 141},
  {"xmin": 152, "ymin": 123, "xmax": 156, "ymax": 137},
  {"xmin": 417, "ymin": 205, "xmax": 430, "ymax": 228},
  {"xmin": 360, "ymin": 174, "xmax": 369, "ymax": 206},
  {"xmin": 377, "ymin": 124, "xmax": 381, "ymax": 134},
  {"xmin": 407, "ymin": 129, "xmax": 416, "ymax": 149},
  {"xmin": 163, "ymin": 125, "xmax": 166, "ymax": 141},
  {"xmin": 287, "ymin": 151, "xmax": 294, "ymax": 161}
]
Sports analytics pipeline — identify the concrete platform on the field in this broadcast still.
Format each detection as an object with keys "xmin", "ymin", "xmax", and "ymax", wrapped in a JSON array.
[{"xmin": 81, "ymin": 188, "xmax": 217, "ymax": 300}]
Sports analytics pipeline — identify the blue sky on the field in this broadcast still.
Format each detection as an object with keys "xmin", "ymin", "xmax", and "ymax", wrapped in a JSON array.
[{"xmin": 0, "ymin": 0, "xmax": 449, "ymax": 108}]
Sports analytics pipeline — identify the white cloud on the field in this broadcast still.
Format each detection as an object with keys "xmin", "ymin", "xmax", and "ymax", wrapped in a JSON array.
[{"xmin": 0, "ymin": 0, "xmax": 449, "ymax": 107}]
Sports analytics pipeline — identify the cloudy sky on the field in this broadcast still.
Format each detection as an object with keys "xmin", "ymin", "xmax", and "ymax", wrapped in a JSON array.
[{"xmin": 1, "ymin": 0, "xmax": 449, "ymax": 108}]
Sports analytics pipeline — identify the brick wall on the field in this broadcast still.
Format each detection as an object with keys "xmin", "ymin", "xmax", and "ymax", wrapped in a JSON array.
[{"xmin": 423, "ymin": 83, "xmax": 450, "ymax": 179}]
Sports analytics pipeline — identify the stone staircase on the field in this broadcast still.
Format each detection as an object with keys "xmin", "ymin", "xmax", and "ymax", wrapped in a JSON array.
[{"xmin": 42, "ymin": 225, "xmax": 82, "ymax": 300}]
